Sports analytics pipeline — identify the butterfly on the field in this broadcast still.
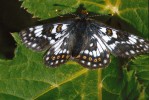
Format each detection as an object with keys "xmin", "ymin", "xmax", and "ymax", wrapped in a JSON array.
[{"xmin": 19, "ymin": 6, "xmax": 149, "ymax": 69}]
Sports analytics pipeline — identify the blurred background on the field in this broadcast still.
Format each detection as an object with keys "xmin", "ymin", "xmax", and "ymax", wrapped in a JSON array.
[{"xmin": 0, "ymin": 0, "xmax": 37, "ymax": 59}]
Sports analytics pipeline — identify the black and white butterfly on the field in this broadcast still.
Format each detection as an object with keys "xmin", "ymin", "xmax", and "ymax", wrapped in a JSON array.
[{"xmin": 19, "ymin": 7, "xmax": 149, "ymax": 69}]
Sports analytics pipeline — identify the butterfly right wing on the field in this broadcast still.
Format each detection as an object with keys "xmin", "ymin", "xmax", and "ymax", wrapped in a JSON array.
[
  {"xmin": 74, "ymin": 26, "xmax": 111, "ymax": 69},
  {"xmin": 19, "ymin": 23, "xmax": 70, "ymax": 51},
  {"xmin": 75, "ymin": 36, "xmax": 110, "ymax": 69},
  {"xmin": 91, "ymin": 22, "xmax": 149, "ymax": 58}
]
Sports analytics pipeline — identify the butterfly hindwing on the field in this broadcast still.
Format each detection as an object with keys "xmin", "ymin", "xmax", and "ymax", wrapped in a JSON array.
[
  {"xmin": 75, "ymin": 35, "xmax": 110, "ymax": 69},
  {"xmin": 44, "ymin": 33, "xmax": 71, "ymax": 67},
  {"xmin": 19, "ymin": 23, "xmax": 70, "ymax": 51}
]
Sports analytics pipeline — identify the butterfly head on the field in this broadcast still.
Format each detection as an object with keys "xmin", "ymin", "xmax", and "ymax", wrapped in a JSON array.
[
  {"xmin": 76, "ymin": 4, "xmax": 89, "ymax": 20},
  {"xmin": 78, "ymin": 10, "xmax": 89, "ymax": 19}
]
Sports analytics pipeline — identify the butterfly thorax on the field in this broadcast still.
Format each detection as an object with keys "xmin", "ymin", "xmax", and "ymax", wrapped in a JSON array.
[
  {"xmin": 78, "ymin": 10, "xmax": 89, "ymax": 20},
  {"xmin": 71, "ymin": 19, "xmax": 89, "ymax": 57}
]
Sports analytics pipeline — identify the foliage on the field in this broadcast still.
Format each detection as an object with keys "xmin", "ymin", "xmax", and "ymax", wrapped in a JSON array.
[{"xmin": 0, "ymin": 0, "xmax": 148, "ymax": 99}]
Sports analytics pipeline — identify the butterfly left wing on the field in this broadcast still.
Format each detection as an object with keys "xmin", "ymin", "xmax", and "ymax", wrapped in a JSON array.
[
  {"xmin": 74, "ymin": 35, "xmax": 110, "ymax": 69},
  {"xmin": 19, "ymin": 23, "xmax": 70, "ymax": 51}
]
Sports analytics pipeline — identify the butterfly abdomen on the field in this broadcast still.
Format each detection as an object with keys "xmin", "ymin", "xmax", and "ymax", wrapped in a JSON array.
[
  {"xmin": 71, "ymin": 36, "xmax": 83, "ymax": 57},
  {"xmin": 71, "ymin": 20, "xmax": 88, "ymax": 57}
]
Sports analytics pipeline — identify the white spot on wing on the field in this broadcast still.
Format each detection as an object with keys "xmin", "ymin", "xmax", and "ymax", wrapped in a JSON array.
[
  {"xmin": 84, "ymin": 50, "xmax": 89, "ymax": 54},
  {"xmin": 93, "ymin": 50, "xmax": 97, "ymax": 57},
  {"xmin": 29, "ymin": 28, "xmax": 33, "ymax": 31},
  {"xmin": 29, "ymin": 34, "xmax": 32, "ymax": 37},
  {"xmin": 110, "ymin": 43, "xmax": 116, "ymax": 49},
  {"xmin": 55, "ymin": 33, "xmax": 62, "ymax": 39},
  {"xmin": 93, "ymin": 34, "xmax": 107, "ymax": 51},
  {"xmin": 35, "ymin": 25, "xmax": 43, "ymax": 29},
  {"xmin": 59, "ymin": 50, "xmax": 63, "ymax": 54},
  {"xmin": 63, "ymin": 49, "xmax": 66, "ymax": 53},
  {"xmin": 34, "ymin": 28, "xmax": 43, "ymax": 33},
  {"xmin": 80, "ymin": 51, "xmax": 83, "ymax": 54},
  {"xmin": 103, "ymin": 59, "xmax": 107, "ymax": 64},
  {"xmin": 47, "ymin": 51, "xmax": 50, "ymax": 55},
  {"xmin": 89, "ymin": 52, "xmax": 92, "ymax": 56},
  {"xmin": 35, "ymin": 31, "xmax": 42, "ymax": 37},
  {"xmin": 67, "ymin": 50, "xmax": 69, "ymax": 54},
  {"xmin": 106, "ymin": 54, "xmax": 110, "ymax": 58},
  {"xmin": 50, "ymin": 62, "xmax": 53, "ymax": 65},
  {"xmin": 87, "ymin": 62, "xmax": 91, "ymax": 66},
  {"xmin": 62, "ymin": 24, "xmax": 68, "ymax": 30},
  {"xmin": 24, "ymin": 40, "xmax": 28, "ymax": 43},
  {"xmin": 81, "ymin": 60, "xmax": 85, "ymax": 64},
  {"xmin": 97, "ymin": 42, "xmax": 103, "ymax": 52},
  {"xmin": 22, "ymin": 33, "xmax": 26, "ymax": 36},
  {"xmin": 96, "ymin": 48, "xmax": 100, "ymax": 56},
  {"xmin": 112, "ymin": 31, "xmax": 117, "ymax": 38},
  {"xmin": 102, "ymin": 36, "xmax": 111, "ymax": 42},
  {"xmin": 23, "ymin": 37, "xmax": 27, "ymax": 40},
  {"xmin": 46, "ymin": 57, "xmax": 49, "ymax": 61},
  {"xmin": 128, "ymin": 40, "xmax": 135, "ymax": 44},
  {"xmin": 32, "ymin": 43, "xmax": 37, "ymax": 48},
  {"xmin": 139, "ymin": 39, "xmax": 144, "ymax": 42},
  {"xmin": 130, "ymin": 35, "xmax": 138, "ymax": 39},
  {"xmin": 129, "ymin": 36, "xmax": 137, "ymax": 43},
  {"xmin": 90, "ymin": 43, "xmax": 93, "ymax": 47},
  {"xmin": 48, "ymin": 37, "xmax": 52, "ymax": 40},
  {"xmin": 28, "ymin": 42, "xmax": 31, "ymax": 45},
  {"xmin": 100, "ymin": 27, "xmax": 106, "ymax": 33},
  {"xmin": 55, "ymin": 60, "xmax": 59, "ymax": 64},
  {"xmin": 64, "ymin": 42, "xmax": 67, "ymax": 45},
  {"xmin": 93, "ymin": 64, "xmax": 97, "ymax": 67},
  {"xmin": 136, "ymin": 50, "xmax": 139, "ymax": 53},
  {"xmin": 54, "ymin": 49, "xmax": 61, "ymax": 55},
  {"xmin": 50, "ymin": 40, "xmax": 55, "ymax": 44},
  {"xmin": 130, "ymin": 50, "xmax": 135, "ymax": 54},
  {"xmin": 93, "ymin": 34, "xmax": 107, "ymax": 52},
  {"xmin": 52, "ymin": 25, "xmax": 58, "ymax": 33},
  {"xmin": 125, "ymin": 52, "xmax": 129, "ymax": 55}
]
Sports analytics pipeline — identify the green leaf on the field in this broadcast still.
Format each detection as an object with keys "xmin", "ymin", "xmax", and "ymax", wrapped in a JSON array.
[
  {"xmin": 119, "ymin": 0, "xmax": 148, "ymax": 38},
  {"xmin": 0, "ymin": 0, "xmax": 148, "ymax": 100},
  {"xmin": 128, "ymin": 55, "xmax": 149, "ymax": 99},
  {"xmin": 129, "ymin": 55, "xmax": 149, "ymax": 82}
]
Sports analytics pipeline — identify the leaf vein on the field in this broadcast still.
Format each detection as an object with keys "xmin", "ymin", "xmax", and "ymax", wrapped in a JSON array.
[{"xmin": 33, "ymin": 69, "xmax": 88, "ymax": 99}]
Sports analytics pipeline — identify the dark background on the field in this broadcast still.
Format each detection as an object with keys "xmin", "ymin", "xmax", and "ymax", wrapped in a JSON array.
[{"xmin": 0, "ymin": 0, "xmax": 37, "ymax": 59}]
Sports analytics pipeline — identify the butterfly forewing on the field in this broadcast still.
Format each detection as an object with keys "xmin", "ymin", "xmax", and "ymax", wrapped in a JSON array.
[
  {"xmin": 91, "ymin": 22, "xmax": 149, "ymax": 58},
  {"xmin": 19, "ymin": 23, "xmax": 70, "ymax": 51}
]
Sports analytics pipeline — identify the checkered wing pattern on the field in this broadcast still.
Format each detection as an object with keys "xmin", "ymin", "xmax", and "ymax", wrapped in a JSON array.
[
  {"xmin": 75, "ymin": 35, "xmax": 110, "ymax": 68},
  {"xmin": 19, "ymin": 23, "xmax": 70, "ymax": 51},
  {"xmin": 44, "ymin": 33, "xmax": 71, "ymax": 67},
  {"xmin": 91, "ymin": 22, "xmax": 149, "ymax": 58}
]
